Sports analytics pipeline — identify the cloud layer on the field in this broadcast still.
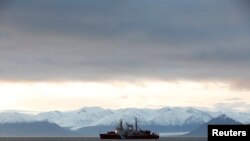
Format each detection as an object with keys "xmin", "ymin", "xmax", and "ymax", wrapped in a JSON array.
[{"xmin": 0, "ymin": 0, "xmax": 250, "ymax": 88}]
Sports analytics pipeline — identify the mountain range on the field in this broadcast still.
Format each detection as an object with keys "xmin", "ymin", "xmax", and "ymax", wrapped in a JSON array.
[
  {"xmin": 185, "ymin": 114, "xmax": 242, "ymax": 136},
  {"xmin": 0, "ymin": 107, "xmax": 249, "ymax": 136}
]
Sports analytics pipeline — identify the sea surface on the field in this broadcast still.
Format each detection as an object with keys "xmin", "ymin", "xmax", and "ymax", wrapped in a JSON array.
[{"xmin": 0, "ymin": 137, "xmax": 207, "ymax": 141}]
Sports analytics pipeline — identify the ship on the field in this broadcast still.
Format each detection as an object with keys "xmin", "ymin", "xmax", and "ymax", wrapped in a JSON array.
[{"xmin": 100, "ymin": 118, "xmax": 159, "ymax": 139}]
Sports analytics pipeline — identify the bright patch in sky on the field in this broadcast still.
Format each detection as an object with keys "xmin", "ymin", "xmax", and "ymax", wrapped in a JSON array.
[{"xmin": 0, "ymin": 81, "xmax": 249, "ymax": 112}]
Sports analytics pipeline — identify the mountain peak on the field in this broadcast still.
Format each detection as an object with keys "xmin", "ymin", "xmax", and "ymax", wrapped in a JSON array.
[
  {"xmin": 185, "ymin": 114, "xmax": 242, "ymax": 137},
  {"xmin": 217, "ymin": 114, "xmax": 228, "ymax": 119},
  {"xmin": 77, "ymin": 106, "xmax": 104, "ymax": 114},
  {"xmin": 79, "ymin": 106, "xmax": 103, "ymax": 111},
  {"xmin": 208, "ymin": 114, "xmax": 241, "ymax": 125}
]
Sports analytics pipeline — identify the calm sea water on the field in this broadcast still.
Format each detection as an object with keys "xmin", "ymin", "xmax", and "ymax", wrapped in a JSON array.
[{"xmin": 0, "ymin": 137, "xmax": 207, "ymax": 141}]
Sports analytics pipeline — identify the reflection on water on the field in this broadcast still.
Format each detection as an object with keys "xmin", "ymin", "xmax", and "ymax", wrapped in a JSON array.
[{"xmin": 159, "ymin": 132, "xmax": 189, "ymax": 137}]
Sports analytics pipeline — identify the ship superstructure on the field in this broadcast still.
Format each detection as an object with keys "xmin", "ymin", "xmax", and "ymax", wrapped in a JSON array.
[{"xmin": 100, "ymin": 118, "xmax": 159, "ymax": 139}]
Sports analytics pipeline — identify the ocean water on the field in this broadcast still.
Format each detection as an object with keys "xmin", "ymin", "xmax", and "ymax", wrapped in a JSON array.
[{"xmin": 0, "ymin": 137, "xmax": 207, "ymax": 141}]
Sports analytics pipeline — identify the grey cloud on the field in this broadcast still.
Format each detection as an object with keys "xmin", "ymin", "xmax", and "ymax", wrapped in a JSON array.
[
  {"xmin": 2, "ymin": 0, "xmax": 249, "ymax": 42},
  {"xmin": 0, "ymin": 0, "xmax": 250, "ymax": 90}
]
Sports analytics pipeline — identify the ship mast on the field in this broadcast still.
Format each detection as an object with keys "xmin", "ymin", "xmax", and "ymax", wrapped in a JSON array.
[
  {"xmin": 119, "ymin": 119, "xmax": 123, "ymax": 128},
  {"xmin": 135, "ymin": 117, "xmax": 138, "ymax": 131}
]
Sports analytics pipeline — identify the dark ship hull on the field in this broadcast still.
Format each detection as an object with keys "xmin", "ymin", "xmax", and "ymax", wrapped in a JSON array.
[
  {"xmin": 100, "ymin": 134, "xmax": 159, "ymax": 139},
  {"xmin": 100, "ymin": 134, "xmax": 122, "ymax": 139},
  {"xmin": 124, "ymin": 135, "xmax": 159, "ymax": 139}
]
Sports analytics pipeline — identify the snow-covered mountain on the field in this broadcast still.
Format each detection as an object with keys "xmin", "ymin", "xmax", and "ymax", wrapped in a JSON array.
[
  {"xmin": 152, "ymin": 107, "xmax": 213, "ymax": 126},
  {"xmin": 0, "ymin": 112, "xmax": 37, "ymax": 123},
  {"xmin": 221, "ymin": 112, "xmax": 250, "ymax": 124},
  {"xmin": 58, "ymin": 107, "xmax": 216, "ymax": 130},
  {"xmin": 0, "ymin": 107, "xmax": 249, "ymax": 131},
  {"xmin": 36, "ymin": 107, "xmax": 114, "ymax": 130}
]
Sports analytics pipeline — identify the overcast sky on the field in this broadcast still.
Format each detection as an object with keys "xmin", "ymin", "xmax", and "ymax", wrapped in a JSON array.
[{"xmin": 0, "ymin": 0, "xmax": 250, "ymax": 111}]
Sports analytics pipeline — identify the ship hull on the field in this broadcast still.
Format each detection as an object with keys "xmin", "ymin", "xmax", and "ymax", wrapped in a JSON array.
[
  {"xmin": 100, "ymin": 134, "xmax": 122, "ymax": 139},
  {"xmin": 124, "ymin": 135, "xmax": 159, "ymax": 139},
  {"xmin": 100, "ymin": 134, "xmax": 159, "ymax": 139}
]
